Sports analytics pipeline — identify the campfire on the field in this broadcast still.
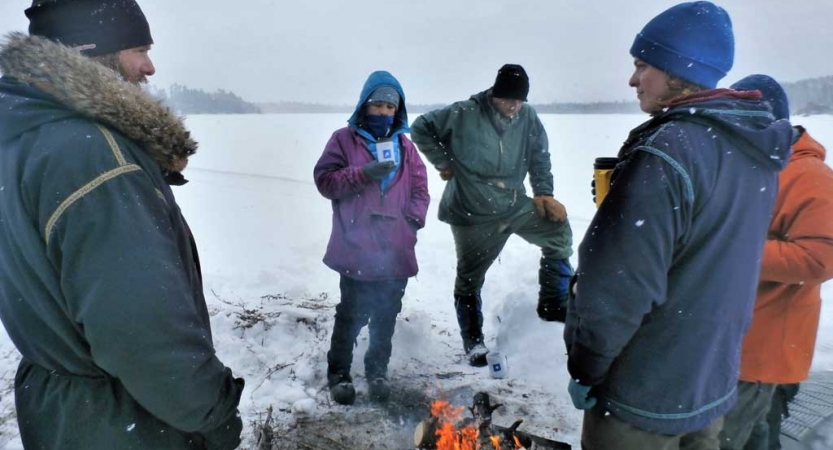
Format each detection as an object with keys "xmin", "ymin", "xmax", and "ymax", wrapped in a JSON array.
[{"xmin": 413, "ymin": 392, "xmax": 571, "ymax": 450}]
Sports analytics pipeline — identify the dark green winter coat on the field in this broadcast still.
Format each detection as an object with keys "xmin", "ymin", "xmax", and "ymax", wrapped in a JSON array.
[
  {"xmin": 411, "ymin": 90, "xmax": 553, "ymax": 225},
  {"xmin": 0, "ymin": 33, "xmax": 243, "ymax": 449}
]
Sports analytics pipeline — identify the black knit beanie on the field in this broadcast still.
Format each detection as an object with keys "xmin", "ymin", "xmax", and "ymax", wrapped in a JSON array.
[
  {"xmin": 492, "ymin": 64, "xmax": 529, "ymax": 101},
  {"xmin": 26, "ymin": 0, "xmax": 153, "ymax": 57}
]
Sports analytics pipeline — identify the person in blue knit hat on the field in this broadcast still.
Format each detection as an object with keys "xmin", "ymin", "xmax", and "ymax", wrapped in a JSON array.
[
  {"xmin": 731, "ymin": 74, "xmax": 791, "ymax": 121},
  {"xmin": 719, "ymin": 75, "xmax": 833, "ymax": 450},
  {"xmin": 564, "ymin": 3, "xmax": 793, "ymax": 449}
]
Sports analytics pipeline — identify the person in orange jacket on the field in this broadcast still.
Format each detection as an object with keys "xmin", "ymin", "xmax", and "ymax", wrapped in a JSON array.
[{"xmin": 719, "ymin": 74, "xmax": 833, "ymax": 450}]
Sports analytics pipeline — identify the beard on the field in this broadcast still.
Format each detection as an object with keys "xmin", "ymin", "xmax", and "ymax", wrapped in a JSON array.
[{"xmin": 91, "ymin": 53, "xmax": 148, "ymax": 85}]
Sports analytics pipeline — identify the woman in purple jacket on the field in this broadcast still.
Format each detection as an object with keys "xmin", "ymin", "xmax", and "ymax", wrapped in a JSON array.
[{"xmin": 314, "ymin": 71, "xmax": 430, "ymax": 405}]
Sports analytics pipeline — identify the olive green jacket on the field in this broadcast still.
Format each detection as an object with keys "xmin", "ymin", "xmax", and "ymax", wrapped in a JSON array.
[{"xmin": 411, "ymin": 90, "xmax": 553, "ymax": 225}]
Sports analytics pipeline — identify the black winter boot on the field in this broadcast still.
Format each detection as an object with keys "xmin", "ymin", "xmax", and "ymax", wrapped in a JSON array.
[
  {"xmin": 368, "ymin": 377, "xmax": 391, "ymax": 402},
  {"xmin": 327, "ymin": 371, "xmax": 356, "ymax": 405},
  {"xmin": 538, "ymin": 258, "xmax": 573, "ymax": 323},
  {"xmin": 454, "ymin": 293, "xmax": 489, "ymax": 367}
]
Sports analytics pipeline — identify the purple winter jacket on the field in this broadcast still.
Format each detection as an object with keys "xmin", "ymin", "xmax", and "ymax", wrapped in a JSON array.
[{"xmin": 314, "ymin": 127, "xmax": 430, "ymax": 281}]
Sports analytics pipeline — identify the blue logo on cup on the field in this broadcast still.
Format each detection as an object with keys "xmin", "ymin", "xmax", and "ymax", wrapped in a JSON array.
[
  {"xmin": 492, "ymin": 363, "xmax": 502, "ymax": 371},
  {"xmin": 383, "ymin": 149, "xmax": 392, "ymax": 159}
]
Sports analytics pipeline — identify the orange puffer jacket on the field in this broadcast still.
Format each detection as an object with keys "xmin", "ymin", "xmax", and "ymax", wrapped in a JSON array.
[{"xmin": 741, "ymin": 128, "xmax": 833, "ymax": 383}]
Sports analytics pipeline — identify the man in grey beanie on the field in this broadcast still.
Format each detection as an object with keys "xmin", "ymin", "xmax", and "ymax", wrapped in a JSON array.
[{"xmin": 0, "ymin": 1, "xmax": 244, "ymax": 448}]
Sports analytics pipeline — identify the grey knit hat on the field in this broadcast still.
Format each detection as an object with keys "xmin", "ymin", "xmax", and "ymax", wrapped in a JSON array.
[{"xmin": 367, "ymin": 86, "xmax": 400, "ymax": 108}]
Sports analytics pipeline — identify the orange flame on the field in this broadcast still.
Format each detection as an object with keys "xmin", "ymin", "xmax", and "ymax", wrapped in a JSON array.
[
  {"xmin": 429, "ymin": 400, "xmax": 524, "ymax": 450},
  {"xmin": 513, "ymin": 435, "xmax": 523, "ymax": 449}
]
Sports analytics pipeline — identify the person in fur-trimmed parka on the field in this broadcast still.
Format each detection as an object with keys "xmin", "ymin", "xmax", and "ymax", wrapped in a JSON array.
[{"xmin": 0, "ymin": 2, "xmax": 243, "ymax": 449}]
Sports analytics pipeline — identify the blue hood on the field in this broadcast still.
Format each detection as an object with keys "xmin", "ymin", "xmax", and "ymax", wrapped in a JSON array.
[
  {"xmin": 660, "ymin": 95, "xmax": 792, "ymax": 171},
  {"xmin": 348, "ymin": 71, "xmax": 409, "ymax": 133}
]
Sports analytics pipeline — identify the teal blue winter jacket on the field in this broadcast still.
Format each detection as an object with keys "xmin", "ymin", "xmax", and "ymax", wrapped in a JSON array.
[{"xmin": 0, "ymin": 33, "xmax": 243, "ymax": 450}]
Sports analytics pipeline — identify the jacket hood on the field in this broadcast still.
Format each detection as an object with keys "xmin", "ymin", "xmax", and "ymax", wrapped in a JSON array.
[
  {"xmin": 471, "ymin": 89, "xmax": 498, "ymax": 112},
  {"xmin": 348, "ymin": 71, "xmax": 409, "ymax": 133},
  {"xmin": 659, "ymin": 92, "xmax": 792, "ymax": 171},
  {"xmin": 0, "ymin": 32, "xmax": 195, "ymax": 172},
  {"xmin": 471, "ymin": 89, "xmax": 491, "ymax": 112},
  {"xmin": 791, "ymin": 126, "xmax": 826, "ymax": 162},
  {"xmin": 470, "ymin": 88, "xmax": 531, "ymax": 118}
]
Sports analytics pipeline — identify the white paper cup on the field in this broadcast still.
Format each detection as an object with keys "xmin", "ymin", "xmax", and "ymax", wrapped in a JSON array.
[
  {"xmin": 376, "ymin": 139, "xmax": 395, "ymax": 163},
  {"xmin": 486, "ymin": 351, "xmax": 508, "ymax": 379}
]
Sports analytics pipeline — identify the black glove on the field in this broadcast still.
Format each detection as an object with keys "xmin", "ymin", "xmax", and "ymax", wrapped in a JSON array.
[
  {"xmin": 203, "ymin": 376, "xmax": 245, "ymax": 450},
  {"xmin": 537, "ymin": 295, "xmax": 568, "ymax": 322},
  {"xmin": 203, "ymin": 412, "xmax": 243, "ymax": 450},
  {"xmin": 407, "ymin": 218, "xmax": 420, "ymax": 233},
  {"xmin": 362, "ymin": 161, "xmax": 396, "ymax": 179}
]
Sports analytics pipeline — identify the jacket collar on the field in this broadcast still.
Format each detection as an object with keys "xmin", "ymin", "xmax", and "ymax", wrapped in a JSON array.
[
  {"xmin": 668, "ymin": 88, "xmax": 761, "ymax": 108},
  {"xmin": 792, "ymin": 126, "xmax": 826, "ymax": 162}
]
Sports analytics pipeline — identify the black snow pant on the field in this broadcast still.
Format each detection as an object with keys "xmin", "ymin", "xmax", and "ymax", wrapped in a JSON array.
[{"xmin": 327, "ymin": 276, "xmax": 407, "ymax": 380}]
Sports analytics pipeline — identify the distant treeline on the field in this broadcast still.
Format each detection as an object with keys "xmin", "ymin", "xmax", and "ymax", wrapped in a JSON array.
[
  {"xmin": 256, "ymin": 102, "xmax": 454, "ymax": 114},
  {"xmin": 149, "ymin": 84, "xmax": 261, "ymax": 114},
  {"xmin": 257, "ymin": 100, "xmax": 641, "ymax": 115},
  {"xmin": 782, "ymin": 76, "xmax": 833, "ymax": 116},
  {"xmin": 534, "ymin": 101, "xmax": 642, "ymax": 114},
  {"xmin": 148, "ymin": 75, "xmax": 833, "ymax": 116}
]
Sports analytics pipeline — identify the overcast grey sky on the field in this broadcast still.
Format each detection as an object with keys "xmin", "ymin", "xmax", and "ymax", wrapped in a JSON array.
[{"xmin": 1, "ymin": 0, "xmax": 831, "ymax": 105}]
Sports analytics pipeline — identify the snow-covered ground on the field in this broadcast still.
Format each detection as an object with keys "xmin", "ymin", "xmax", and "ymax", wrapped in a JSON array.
[{"xmin": 0, "ymin": 113, "xmax": 832, "ymax": 449}]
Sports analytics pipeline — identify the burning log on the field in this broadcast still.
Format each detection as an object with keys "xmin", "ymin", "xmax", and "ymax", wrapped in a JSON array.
[{"xmin": 414, "ymin": 392, "xmax": 571, "ymax": 449}]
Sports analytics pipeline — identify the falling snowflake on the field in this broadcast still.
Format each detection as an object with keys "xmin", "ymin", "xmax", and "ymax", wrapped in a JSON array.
[{"xmin": 635, "ymin": 220, "xmax": 645, "ymax": 227}]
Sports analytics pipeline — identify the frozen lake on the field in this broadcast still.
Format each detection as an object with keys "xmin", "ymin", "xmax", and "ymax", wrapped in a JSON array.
[{"xmin": 1, "ymin": 112, "xmax": 832, "ymax": 448}]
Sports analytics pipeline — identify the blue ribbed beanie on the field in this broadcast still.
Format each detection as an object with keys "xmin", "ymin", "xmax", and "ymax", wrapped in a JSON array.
[
  {"xmin": 731, "ymin": 74, "xmax": 790, "ymax": 120},
  {"xmin": 630, "ymin": 1, "xmax": 734, "ymax": 89}
]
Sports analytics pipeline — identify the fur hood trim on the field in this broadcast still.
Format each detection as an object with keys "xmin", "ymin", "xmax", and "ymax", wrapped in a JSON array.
[{"xmin": 0, "ymin": 32, "xmax": 195, "ymax": 172}]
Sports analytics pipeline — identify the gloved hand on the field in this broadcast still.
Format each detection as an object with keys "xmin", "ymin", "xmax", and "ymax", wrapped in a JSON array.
[
  {"xmin": 437, "ymin": 165, "xmax": 454, "ymax": 181},
  {"xmin": 537, "ymin": 295, "xmax": 568, "ymax": 322},
  {"xmin": 407, "ymin": 218, "xmax": 420, "ymax": 233},
  {"xmin": 362, "ymin": 161, "xmax": 396, "ymax": 179},
  {"xmin": 568, "ymin": 379, "xmax": 597, "ymax": 410},
  {"xmin": 533, "ymin": 195, "xmax": 567, "ymax": 222}
]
